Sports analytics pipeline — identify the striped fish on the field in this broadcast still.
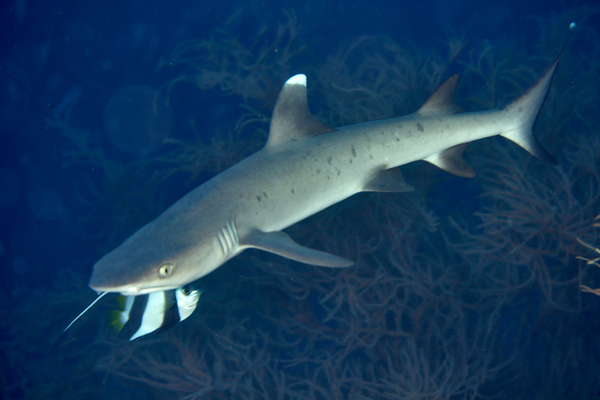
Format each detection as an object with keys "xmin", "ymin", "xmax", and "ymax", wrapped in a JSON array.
[{"xmin": 110, "ymin": 285, "xmax": 201, "ymax": 340}]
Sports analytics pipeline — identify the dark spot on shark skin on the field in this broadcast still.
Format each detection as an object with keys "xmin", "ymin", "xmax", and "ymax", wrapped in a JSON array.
[
  {"xmin": 416, "ymin": 122, "xmax": 424, "ymax": 132},
  {"xmin": 349, "ymin": 159, "xmax": 353, "ymax": 164},
  {"xmin": 438, "ymin": 118, "xmax": 442, "ymax": 122},
  {"xmin": 257, "ymin": 196, "xmax": 261, "ymax": 202},
  {"xmin": 291, "ymin": 189, "xmax": 295, "ymax": 194},
  {"xmin": 518, "ymin": 106, "xmax": 523, "ymax": 112},
  {"xmin": 327, "ymin": 156, "xmax": 332, "ymax": 165},
  {"xmin": 396, "ymin": 138, "xmax": 400, "ymax": 141},
  {"xmin": 351, "ymin": 146, "xmax": 357, "ymax": 157},
  {"xmin": 316, "ymin": 169, "xmax": 321, "ymax": 174},
  {"xmin": 369, "ymin": 154, "xmax": 374, "ymax": 159},
  {"xmin": 263, "ymin": 192, "xmax": 267, "ymax": 198},
  {"xmin": 337, "ymin": 170, "xmax": 341, "ymax": 176}
]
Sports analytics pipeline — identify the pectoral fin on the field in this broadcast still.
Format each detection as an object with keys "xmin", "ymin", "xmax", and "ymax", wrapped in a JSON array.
[{"xmin": 243, "ymin": 230, "xmax": 354, "ymax": 267}]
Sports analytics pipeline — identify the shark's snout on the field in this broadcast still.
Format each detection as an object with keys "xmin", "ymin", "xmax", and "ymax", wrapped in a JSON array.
[{"xmin": 88, "ymin": 255, "xmax": 141, "ymax": 294}]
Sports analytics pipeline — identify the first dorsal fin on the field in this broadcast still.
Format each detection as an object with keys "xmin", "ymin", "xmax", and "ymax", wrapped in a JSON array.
[
  {"xmin": 266, "ymin": 74, "xmax": 335, "ymax": 148},
  {"xmin": 417, "ymin": 74, "xmax": 464, "ymax": 116}
]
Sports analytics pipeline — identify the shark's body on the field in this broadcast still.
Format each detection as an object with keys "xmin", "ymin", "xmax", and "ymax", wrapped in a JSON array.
[{"xmin": 90, "ymin": 51, "xmax": 561, "ymax": 296}]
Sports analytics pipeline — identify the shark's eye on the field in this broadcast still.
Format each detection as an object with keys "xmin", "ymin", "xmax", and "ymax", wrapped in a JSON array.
[{"xmin": 158, "ymin": 263, "xmax": 174, "ymax": 278}]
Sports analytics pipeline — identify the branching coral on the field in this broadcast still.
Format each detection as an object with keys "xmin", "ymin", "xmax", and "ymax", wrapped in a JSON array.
[
  {"xmin": 577, "ymin": 215, "xmax": 600, "ymax": 295},
  {"xmin": 159, "ymin": 10, "xmax": 305, "ymax": 109},
  {"xmin": 314, "ymin": 35, "xmax": 457, "ymax": 127},
  {"xmin": 449, "ymin": 139, "xmax": 599, "ymax": 312},
  {"xmin": 0, "ymin": 269, "xmax": 113, "ymax": 400}
]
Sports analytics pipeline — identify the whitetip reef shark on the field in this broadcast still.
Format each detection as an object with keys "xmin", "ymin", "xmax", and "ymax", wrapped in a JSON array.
[
  {"xmin": 65, "ymin": 26, "xmax": 574, "ymax": 338},
  {"xmin": 91, "ymin": 49, "xmax": 564, "ymax": 295}
]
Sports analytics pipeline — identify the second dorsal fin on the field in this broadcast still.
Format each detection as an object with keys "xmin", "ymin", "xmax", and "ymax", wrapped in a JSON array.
[{"xmin": 417, "ymin": 74, "xmax": 464, "ymax": 116}]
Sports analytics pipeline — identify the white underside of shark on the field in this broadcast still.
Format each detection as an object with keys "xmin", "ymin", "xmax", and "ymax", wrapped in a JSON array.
[{"xmin": 89, "ymin": 47, "xmax": 563, "ymax": 296}]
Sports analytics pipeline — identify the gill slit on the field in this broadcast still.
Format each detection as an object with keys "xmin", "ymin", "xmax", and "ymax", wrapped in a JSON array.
[{"xmin": 217, "ymin": 219, "xmax": 239, "ymax": 258}]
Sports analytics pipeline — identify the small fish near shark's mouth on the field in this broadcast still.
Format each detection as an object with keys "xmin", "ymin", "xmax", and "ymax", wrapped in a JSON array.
[
  {"xmin": 111, "ymin": 285, "xmax": 202, "ymax": 341},
  {"xmin": 64, "ymin": 284, "xmax": 202, "ymax": 341}
]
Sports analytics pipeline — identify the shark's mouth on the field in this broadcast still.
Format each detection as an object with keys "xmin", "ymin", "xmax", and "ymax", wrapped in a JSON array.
[
  {"xmin": 89, "ymin": 278, "xmax": 181, "ymax": 296},
  {"xmin": 118, "ymin": 285, "xmax": 181, "ymax": 296}
]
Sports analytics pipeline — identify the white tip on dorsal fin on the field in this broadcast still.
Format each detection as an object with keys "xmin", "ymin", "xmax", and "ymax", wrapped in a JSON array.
[
  {"xmin": 286, "ymin": 74, "xmax": 306, "ymax": 86},
  {"xmin": 417, "ymin": 74, "xmax": 464, "ymax": 116},
  {"xmin": 266, "ymin": 74, "xmax": 335, "ymax": 148}
]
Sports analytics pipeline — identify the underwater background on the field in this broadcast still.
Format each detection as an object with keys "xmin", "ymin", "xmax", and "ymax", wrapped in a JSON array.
[{"xmin": 2, "ymin": 0, "xmax": 600, "ymax": 398}]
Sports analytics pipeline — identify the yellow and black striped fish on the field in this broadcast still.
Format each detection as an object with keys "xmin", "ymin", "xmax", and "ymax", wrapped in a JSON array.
[{"xmin": 110, "ymin": 285, "xmax": 201, "ymax": 340}]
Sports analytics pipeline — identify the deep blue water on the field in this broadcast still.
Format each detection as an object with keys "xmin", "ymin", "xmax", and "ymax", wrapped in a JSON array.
[{"xmin": 2, "ymin": 1, "xmax": 600, "ymax": 399}]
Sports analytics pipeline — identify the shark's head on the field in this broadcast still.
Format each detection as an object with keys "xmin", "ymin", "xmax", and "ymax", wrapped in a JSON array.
[{"xmin": 89, "ymin": 218, "xmax": 228, "ymax": 295}]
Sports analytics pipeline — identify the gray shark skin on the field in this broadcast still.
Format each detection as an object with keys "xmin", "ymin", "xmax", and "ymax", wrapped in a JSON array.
[{"xmin": 90, "ymin": 51, "xmax": 562, "ymax": 296}]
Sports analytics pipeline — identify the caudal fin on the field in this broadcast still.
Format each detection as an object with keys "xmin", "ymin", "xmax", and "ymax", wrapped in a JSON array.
[
  {"xmin": 500, "ymin": 25, "xmax": 573, "ymax": 165},
  {"xmin": 500, "ymin": 56, "xmax": 560, "ymax": 164}
]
